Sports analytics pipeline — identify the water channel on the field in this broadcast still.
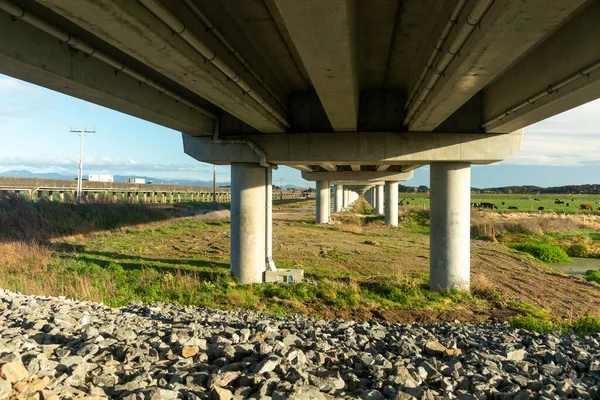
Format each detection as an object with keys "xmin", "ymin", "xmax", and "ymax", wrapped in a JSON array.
[{"xmin": 554, "ymin": 257, "xmax": 600, "ymax": 276}]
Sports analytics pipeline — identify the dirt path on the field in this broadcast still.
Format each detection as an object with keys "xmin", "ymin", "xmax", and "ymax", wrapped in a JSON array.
[{"xmin": 471, "ymin": 241, "xmax": 600, "ymax": 319}]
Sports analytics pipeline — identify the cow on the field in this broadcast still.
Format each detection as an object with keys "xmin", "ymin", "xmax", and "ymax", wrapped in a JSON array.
[
  {"xmin": 554, "ymin": 200, "xmax": 564, "ymax": 204},
  {"xmin": 480, "ymin": 202, "xmax": 497, "ymax": 210},
  {"xmin": 538, "ymin": 206, "xmax": 544, "ymax": 211},
  {"xmin": 508, "ymin": 206, "xmax": 518, "ymax": 210},
  {"xmin": 580, "ymin": 204, "xmax": 593, "ymax": 211},
  {"xmin": 534, "ymin": 198, "xmax": 540, "ymax": 201},
  {"xmin": 471, "ymin": 202, "xmax": 482, "ymax": 208},
  {"xmin": 566, "ymin": 203, "xmax": 570, "ymax": 207},
  {"xmin": 501, "ymin": 202, "xmax": 505, "ymax": 206}
]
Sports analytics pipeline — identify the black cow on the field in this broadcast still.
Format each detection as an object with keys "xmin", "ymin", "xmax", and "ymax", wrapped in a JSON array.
[
  {"xmin": 508, "ymin": 206, "xmax": 518, "ymax": 210},
  {"xmin": 480, "ymin": 202, "xmax": 497, "ymax": 210},
  {"xmin": 555, "ymin": 200, "xmax": 564, "ymax": 204},
  {"xmin": 538, "ymin": 206, "xmax": 545, "ymax": 211}
]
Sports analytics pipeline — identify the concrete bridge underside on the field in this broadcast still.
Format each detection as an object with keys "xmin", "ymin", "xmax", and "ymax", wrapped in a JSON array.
[{"xmin": 1, "ymin": 0, "xmax": 600, "ymax": 290}]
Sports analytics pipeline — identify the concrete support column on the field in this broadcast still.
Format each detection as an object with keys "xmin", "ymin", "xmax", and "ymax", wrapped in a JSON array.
[
  {"xmin": 430, "ymin": 162, "xmax": 471, "ymax": 291},
  {"xmin": 169, "ymin": 193, "xmax": 174, "ymax": 203},
  {"xmin": 376, "ymin": 185, "xmax": 384, "ymax": 214},
  {"xmin": 334, "ymin": 185, "xmax": 343, "ymax": 212},
  {"xmin": 384, "ymin": 181, "xmax": 399, "ymax": 227},
  {"xmin": 59, "ymin": 192, "xmax": 64, "ymax": 202},
  {"xmin": 343, "ymin": 189, "xmax": 349, "ymax": 209},
  {"xmin": 316, "ymin": 180, "xmax": 330, "ymax": 224},
  {"xmin": 231, "ymin": 163, "xmax": 267, "ymax": 284}
]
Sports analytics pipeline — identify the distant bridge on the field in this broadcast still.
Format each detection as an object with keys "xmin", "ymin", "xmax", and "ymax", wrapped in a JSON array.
[{"xmin": 0, "ymin": 177, "xmax": 304, "ymax": 203}]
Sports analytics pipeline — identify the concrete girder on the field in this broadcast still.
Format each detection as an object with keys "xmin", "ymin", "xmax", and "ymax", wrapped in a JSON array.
[
  {"xmin": 39, "ymin": 0, "xmax": 287, "ymax": 133},
  {"xmin": 407, "ymin": 0, "xmax": 587, "ymax": 132},
  {"xmin": 483, "ymin": 1, "xmax": 600, "ymax": 133},
  {"xmin": 273, "ymin": 0, "xmax": 359, "ymax": 131},
  {"xmin": 320, "ymin": 164, "xmax": 338, "ymax": 172},
  {"xmin": 302, "ymin": 171, "xmax": 413, "ymax": 182},
  {"xmin": 350, "ymin": 165, "xmax": 361, "ymax": 172},
  {"xmin": 0, "ymin": 11, "xmax": 213, "ymax": 136},
  {"xmin": 288, "ymin": 165, "xmax": 313, "ymax": 172},
  {"xmin": 183, "ymin": 130, "xmax": 523, "ymax": 165},
  {"xmin": 375, "ymin": 165, "xmax": 390, "ymax": 172}
]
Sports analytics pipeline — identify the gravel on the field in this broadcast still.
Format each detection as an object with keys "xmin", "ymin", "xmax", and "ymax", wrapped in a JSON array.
[{"xmin": 0, "ymin": 289, "xmax": 598, "ymax": 399}]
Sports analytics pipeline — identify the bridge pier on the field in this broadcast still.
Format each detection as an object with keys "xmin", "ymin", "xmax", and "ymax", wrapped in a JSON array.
[
  {"xmin": 334, "ymin": 184, "xmax": 343, "ymax": 212},
  {"xmin": 59, "ymin": 192, "xmax": 64, "ymax": 202},
  {"xmin": 429, "ymin": 162, "xmax": 471, "ymax": 291},
  {"xmin": 384, "ymin": 181, "xmax": 398, "ymax": 227},
  {"xmin": 343, "ymin": 189, "xmax": 349, "ymax": 209},
  {"xmin": 316, "ymin": 180, "xmax": 330, "ymax": 224},
  {"xmin": 376, "ymin": 185, "xmax": 384, "ymax": 215},
  {"xmin": 230, "ymin": 163, "xmax": 268, "ymax": 284}
]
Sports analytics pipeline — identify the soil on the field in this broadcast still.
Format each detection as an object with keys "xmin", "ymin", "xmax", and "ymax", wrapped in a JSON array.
[{"xmin": 55, "ymin": 202, "xmax": 600, "ymax": 324}]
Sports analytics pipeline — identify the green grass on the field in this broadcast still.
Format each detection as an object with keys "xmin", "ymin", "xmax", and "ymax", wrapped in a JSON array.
[
  {"xmin": 510, "ymin": 243, "xmax": 571, "ymax": 263},
  {"xmin": 16, "ymin": 256, "xmax": 496, "ymax": 314},
  {"xmin": 509, "ymin": 301, "xmax": 600, "ymax": 335},
  {"xmin": 399, "ymin": 192, "xmax": 600, "ymax": 214},
  {"xmin": 512, "ymin": 314, "xmax": 600, "ymax": 335},
  {"xmin": 586, "ymin": 269, "xmax": 600, "ymax": 284}
]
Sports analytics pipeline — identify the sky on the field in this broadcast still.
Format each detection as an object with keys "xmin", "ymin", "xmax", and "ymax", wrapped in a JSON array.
[{"xmin": 1, "ymin": 73, "xmax": 600, "ymax": 188}]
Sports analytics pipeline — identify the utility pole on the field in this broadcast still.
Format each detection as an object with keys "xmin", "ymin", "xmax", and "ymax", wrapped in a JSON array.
[
  {"xmin": 213, "ymin": 165, "xmax": 217, "ymax": 203},
  {"xmin": 279, "ymin": 177, "xmax": 284, "ymax": 200},
  {"xmin": 70, "ymin": 127, "xmax": 96, "ymax": 204}
]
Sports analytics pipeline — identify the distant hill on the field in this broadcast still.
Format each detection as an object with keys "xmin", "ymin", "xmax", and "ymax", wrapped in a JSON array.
[
  {"xmin": 399, "ymin": 183, "xmax": 600, "ymax": 195},
  {"xmin": 0, "ymin": 170, "xmax": 230, "ymax": 187}
]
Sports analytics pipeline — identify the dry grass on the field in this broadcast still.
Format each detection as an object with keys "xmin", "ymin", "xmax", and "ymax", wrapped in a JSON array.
[
  {"xmin": 471, "ymin": 212, "xmax": 592, "ymax": 240},
  {"xmin": 0, "ymin": 242, "xmax": 103, "ymax": 302},
  {"xmin": 0, "ymin": 242, "xmax": 52, "ymax": 274},
  {"xmin": 337, "ymin": 223, "xmax": 364, "ymax": 234}
]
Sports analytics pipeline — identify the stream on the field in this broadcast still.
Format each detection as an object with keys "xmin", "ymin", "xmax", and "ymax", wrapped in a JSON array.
[{"xmin": 554, "ymin": 257, "xmax": 600, "ymax": 276}]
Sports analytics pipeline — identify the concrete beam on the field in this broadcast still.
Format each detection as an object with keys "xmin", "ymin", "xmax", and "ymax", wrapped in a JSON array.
[
  {"xmin": 40, "ymin": 0, "xmax": 286, "ymax": 133},
  {"xmin": 375, "ymin": 165, "xmax": 390, "ymax": 172},
  {"xmin": 408, "ymin": 0, "xmax": 587, "ymax": 132},
  {"xmin": 350, "ymin": 165, "xmax": 361, "ymax": 172},
  {"xmin": 483, "ymin": 1, "xmax": 600, "ymax": 133},
  {"xmin": 320, "ymin": 164, "xmax": 338, "ymax": 172},
  {"xmin": 302, "ymin": 171, "xmax": 413, "ymax": 182},
  {"xmin": 273, "ymin": 0, "xmax": 359, "ymax": 131},
  {"xmin": 289, "ymin": 165, "xmax": 313, "ymax": 172},
  {"xmin": 333, "ymin": 181, "xmax": 384, "ymax": 186},
  {"xmin": 0, "ymin": 11, "xmax": 212, "ymax": 136},
  {"xmin": 183, "ymin": 130, "xmax": 523, "ymax": 165}
]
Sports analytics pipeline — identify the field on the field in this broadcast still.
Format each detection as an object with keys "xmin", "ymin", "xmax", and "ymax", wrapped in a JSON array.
[
  {"xmin": 398, "ymin": 193, "xmax": 600, "ymax": 213},
  {"xmin": 1, "ymin": 193, "xmax": 599, "ymax": 333}
]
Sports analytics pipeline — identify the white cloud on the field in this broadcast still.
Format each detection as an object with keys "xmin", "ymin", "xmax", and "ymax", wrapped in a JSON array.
[
  {"xmin": 501, "ymin": 98, "xmax": 600, "ymax": 167},
  {"xmin": 0, "ymin": 154, "xmax": 217, "ymax": 179}
]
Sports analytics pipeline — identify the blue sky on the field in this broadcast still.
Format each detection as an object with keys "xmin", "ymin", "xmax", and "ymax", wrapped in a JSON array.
[{"xmin": 1, "ymin": 73, "xmax": 600, "ymax": 188}]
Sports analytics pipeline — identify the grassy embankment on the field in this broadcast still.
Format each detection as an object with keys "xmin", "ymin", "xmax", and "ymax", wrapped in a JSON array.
[{"xmin": 1, "ymin": 194, "xmax": 599, "ymax": 333}]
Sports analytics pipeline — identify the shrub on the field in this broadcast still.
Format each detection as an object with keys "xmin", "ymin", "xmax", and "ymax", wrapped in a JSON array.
[
  {"xmin": 570, "ymin": 315, "xmax": 600, "ymax": 335},
  {"xmin": 585, "ymin": 270, "xmax": 600, "ymax": 284},
  {"xmin": 511, "ymin": 315, "xmax": 557, "ymax": 333},
  {"xmin": 566, "ymin": 243, "xmax": 589, "ymax": 258},
  {"xmin": 511, "ymin": 243, "xmax": 571, "ymax": 263}
]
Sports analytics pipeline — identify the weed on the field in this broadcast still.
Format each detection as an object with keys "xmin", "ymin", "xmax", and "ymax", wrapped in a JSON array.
[
  {"xmin": 511, "ymin": 314, "xmax": 600, "ymax": 336},
  {"xmin": 585, "ymin": 270, "xmax": 600, "ymax": 284},
  {"xmin": 566, "ymin": 243, "xmax": 590, "ymax": 257},
  {"xmin": 511, "ymin": 243, "xmax": 571, "ymax": 263}
]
